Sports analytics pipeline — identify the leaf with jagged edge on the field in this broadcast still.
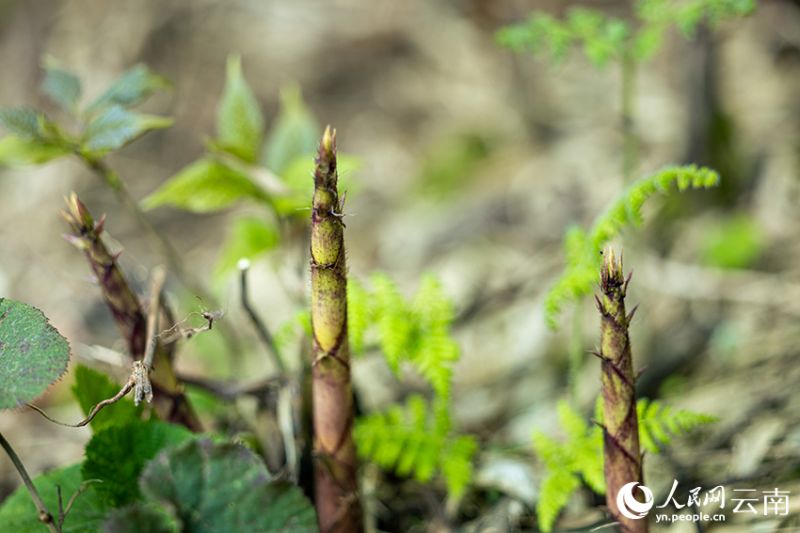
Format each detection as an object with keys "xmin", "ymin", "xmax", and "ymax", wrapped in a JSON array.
[
  {"xmin": 139, "ymin": 439, "xmax": 318, "ymax": 532},
  {"xmin": 0, "ymin": 464, "xmax": 107, "ymax": 532},
  {"xmin": 0, "ymin": 298, "xmax": 70, "ymax": 409},
  {"xmin": 82, "ymin": 421, "xmax": 193, "ymax": 507}
]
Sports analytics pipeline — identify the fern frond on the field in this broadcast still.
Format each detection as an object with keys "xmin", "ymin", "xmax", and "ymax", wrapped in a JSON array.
[
  {"xmin": 496, "ymin": 8, "xmax": 629, "ymax": 67},
  {"xmin": 441, "ymin": 436, "xmax": 478, "ymax": 500},
  {"xmin": 637, "ymin": 398, "xmax": 718, "ymax": 454},
  {"xmin": 371, "ymin": 273, "xmax": 413, "ymax": 372},
  {"xmin": 537, "ymin": 468, "xmax": 582, "ymax": 533},
  {"xmin": 544, "ymin": 164, "xmax": 720, "ymax": 328},
  {"xmin": 355, "ymin": 395, "xmax": 476, "ymax": 499},
  {"xmin": 347, "ymin": 277, "xmax": 371, "ymax": 355},
  {"xmin": 409, "ymin": 275, "xmax": 460, "ymax": 398},
  {"xmin": 531, "ymin": 401, "xmax": 605, "ymax": 531},
  {"xmin": 637, "ymin": 0, "xmax": 756, "ymax": 37},
  {"xmin": 351, "ymin": 274, "xmax": 474, "ymax": 498},
  {"xmin": 498, "ymin": 0, "xmax": 755, "ymax": 66}
]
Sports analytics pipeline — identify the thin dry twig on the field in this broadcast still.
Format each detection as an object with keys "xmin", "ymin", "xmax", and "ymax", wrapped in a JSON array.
[
  {"xmin": 238, "ymin": 258, "xmax": 285, "ymax": 372},
  {"xmin": 56, "ymin": 479, "xmax": 101, "ymax": 530},
  {"xmin": 26, "ymin": 376, "xmax": 136, "ymax": 428},
  {"xmin": 0, "ymin": 431, "xmax": 59, "ymax": 532}
]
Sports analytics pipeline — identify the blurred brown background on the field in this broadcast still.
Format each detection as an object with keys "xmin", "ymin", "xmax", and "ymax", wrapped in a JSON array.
[{"xmin": 1, "ymin": 0, "xmax": 799, "ymax": 531}]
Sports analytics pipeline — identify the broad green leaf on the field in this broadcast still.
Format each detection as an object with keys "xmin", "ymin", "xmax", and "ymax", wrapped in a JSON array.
[
  {"xmin": 42, "ymin": 60, "xmax": 81, "ymax": 112},
  {"xmin": 0, "ymin": 135, "xmax": 69, "ymax": 166},
  {"xmin": 140, "ymin": 438, "xmax": 318, "ymax": 532},
  {"xmin": 102, "ymin": 503, "xmax": 179, "ymax": 533},
  {"xmin": 82, "ymin": 105, "xmax": 172, "ymax": 154},
  {"xmin": 0, "ymin": 463, "xmax": 107, "ymax": 533},
  {"xmin": 0, "ymin": 298, "xmax": 70, "ymax": 409},
  {"xmin": 261, "ymin": 85, "xmax": 319, "ymax": 173},
  {"xmin": 87, "ymin": 65, "xmax": 169, "ymax": 113},
  {"xmin": 0, "ymin": 107, "xmax": 49, "ymax": 140},
  {"xmin": 216, "ymin": 55, "xmax": 263, "ymax": 163},
  {"xmin": 71, "ymin": 365, "xmax": 142, "ymax": 432},
  {"xmin": 215, "ymin": 217, "xmax": 280, "ymax": 276},
  {"xmin": 142, "ymin": 158, "xmax": 268, "ymax": 213},
  {"xmin": 82, "ymin": 421, "xmax": 193, "ymax": 507}
]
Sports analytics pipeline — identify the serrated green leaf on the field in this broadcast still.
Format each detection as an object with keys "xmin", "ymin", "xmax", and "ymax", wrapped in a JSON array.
[
  {"xmin": 216, "ymin": 55, "xmax": 264, "ymax": 163},
  {"xmin": 214, "ymin": 216, "xmax": 280, "ymax": 276},
  {"xmin": 0, "ymin": 464, "xmax": 107, "ymax": 532},
  {"xmin": 87, "ymin": 65, "xmax": 169, "ymax": 113},
  {"xmin": 102, "ymin": 503, "xmax": 179, "ymax": 533},
  {"xmin": 42, "ymin": 61, "xmax": 82, "ymax": 112},
  {"xmin": 71, "ymin": 365, "xmax": 142, "ymax": 432},
  {"xmin": 0, "ymin": 135, "xmax": 69, "ymax": 166},
  {"xmin": 82, "ymin": 105, "xmax": 172, "ymax": 154},
  {"xmin": 142, "ymin": 158, "xmax": 267, "ymax": 212},
  {"xmin": 261, "ymin": 85, "xmax": 319, "ymax": 173},
  {"xmin": 82, "ymin": 421, "xmax": 193, "ymax": 507},
  {"xmin": 0, "ymin": 298, "xmax": 70, "ymax": 409},
  {"xmin": 140, "ymin": 439, "xmax": 318, "ymax": 532}
]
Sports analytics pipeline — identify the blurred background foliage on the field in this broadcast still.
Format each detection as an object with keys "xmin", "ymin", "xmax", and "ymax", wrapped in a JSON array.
[{"xmin": 0, "ymin": 0, "xmax": 799, "ymax": 531}]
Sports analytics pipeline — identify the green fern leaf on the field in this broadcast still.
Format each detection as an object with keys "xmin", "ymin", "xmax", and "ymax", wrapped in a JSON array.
[
  {"xmin": 371, "ymin": 273, "xmax": 413, "ymax": 372},
  {"xmin": 544, "ymin": 165, "xmax": 720, "ymax": 328},
  {"xmin": 537, "ymin": 468, "xmax": 581, "ymax": 533},
  {"xmin": 637, "ymin": 398, "xmax": 717, "ymax": 453},
  {"xmin": 347, "ymin": 277, "xmax": 371, "ymax": 355},
  {"xmin": 355, "ymin": 395, "xmax": 475, "ymax": 499}
]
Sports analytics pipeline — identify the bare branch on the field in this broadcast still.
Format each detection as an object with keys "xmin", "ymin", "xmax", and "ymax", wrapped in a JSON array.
[
  {"xmin": 60, "ymin": 479, "xmax": 102, "ymax": 528},
  {"xmin": 238, "ymin": 259, "xmax": 285, "ymax": 373},
  {"xmin": 26, "ymin": 378, "xmax": 135, "ymax": 428},
  {"xmin": 0, "ymin": 431, "xmax": 59, "ymax": 533},
  {"xmin": 177, "ymin": 372, "xmax": 286, "ymax": 402}
]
